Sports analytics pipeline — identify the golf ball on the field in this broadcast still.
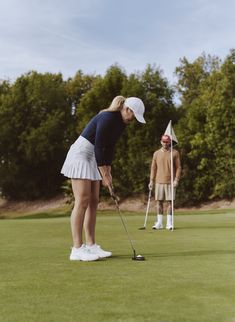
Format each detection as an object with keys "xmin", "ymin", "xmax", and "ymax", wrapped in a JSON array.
[{"xmin": 137, "ymin": 255, "xmax": 142, "ymax": 258}]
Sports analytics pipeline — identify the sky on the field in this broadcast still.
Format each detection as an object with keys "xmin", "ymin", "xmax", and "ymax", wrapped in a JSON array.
[{"xmin": 0, "ymin": 0, "xmax": 235, "ymax": 85}]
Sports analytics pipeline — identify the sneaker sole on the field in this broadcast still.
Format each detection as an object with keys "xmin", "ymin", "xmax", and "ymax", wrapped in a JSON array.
[
  {"xmin": 70, "ymin": 256, "xmax": 99, "ymax": 261},
  {"xmin": 97, "ymin": 254, "xmax": 112, "ymax": 258}
]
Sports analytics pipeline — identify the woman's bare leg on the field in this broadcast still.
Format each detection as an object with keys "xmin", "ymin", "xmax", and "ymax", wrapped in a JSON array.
[
  {"xmin": 84, "ymin": 181, "xmax": 100, "ymax": 246},
  {"xmin": 70, "ymin": 179, "xmax": 91, "ymax": 248}
]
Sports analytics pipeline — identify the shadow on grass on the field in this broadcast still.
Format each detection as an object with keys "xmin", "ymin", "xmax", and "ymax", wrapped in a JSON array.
[
  {"xmin": 13, "ymin": 212, "xmax": 71, "ymax": 219},
  {"xmin": 82, "ymin": 249, "xmax": 235, "ymax": 262},
  {"xmin": 138, "ymin": 225, "xmax": 235, "ymax": 231},
  {"xmin": 142, "ymin": 249, "xmax": 235, "ymax": 258},
  {"xmin": 108, "ymin": 254, "xmax": 147, "ymax": 261},
  {"xmin": 183, "ymin": 225, "xmax": 235, "ymax": 229}
]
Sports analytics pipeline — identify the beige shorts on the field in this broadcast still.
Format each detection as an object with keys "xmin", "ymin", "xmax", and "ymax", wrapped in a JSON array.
[{"xmin": 155, "ymin": 183, "xmax": 176, "ymax": 201}]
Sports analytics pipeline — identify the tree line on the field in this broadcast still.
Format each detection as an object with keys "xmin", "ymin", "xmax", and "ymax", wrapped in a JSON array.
[{"xmin": 0, "ymin": 50, "xmax": 234, "ymax": 206}]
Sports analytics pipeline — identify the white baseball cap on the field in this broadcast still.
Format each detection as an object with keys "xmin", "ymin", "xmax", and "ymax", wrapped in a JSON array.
[{"xmin": 124, "ymin": 97, "xmax": 146, "ymax": 123}]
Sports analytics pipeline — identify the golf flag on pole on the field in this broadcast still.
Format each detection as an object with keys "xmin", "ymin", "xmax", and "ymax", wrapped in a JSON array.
[
  {"xmin": 164, "ymin": 120, "xmax": 178, "ymax": 146},
  {"xmin": 164, "ymin": 120, "xmax": 178, "ymax": 231}
]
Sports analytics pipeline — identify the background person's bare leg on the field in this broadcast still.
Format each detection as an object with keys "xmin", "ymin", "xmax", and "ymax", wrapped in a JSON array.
[
  {"xmin": 152, "ymin": 201, "xmax": 164, "ymax": 229},
  {"xmin": 156, "ymin": 200, "xmax": 163, "ymax": 215}
]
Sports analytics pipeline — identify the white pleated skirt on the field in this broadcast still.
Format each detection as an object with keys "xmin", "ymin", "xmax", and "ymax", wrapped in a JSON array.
[{"xmin": 61, "ymin": 136, "xmax": 102, "ymax": 180}]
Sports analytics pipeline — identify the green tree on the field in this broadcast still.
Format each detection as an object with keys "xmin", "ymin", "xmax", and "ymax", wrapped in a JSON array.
[
  {"xmin": 205, "ymin": 50, "xmax": 235, "ymax": 198},
  {"xmin": 76, "ymin": 65, "xmax": 127, "ymax": 134},
  {"xmin": 175, "ymin": 51, "xmax": 235, "ymax": 205},
  {"xmin": 0, "ymin": 71, "xmax": 73, "ymax": 199}
]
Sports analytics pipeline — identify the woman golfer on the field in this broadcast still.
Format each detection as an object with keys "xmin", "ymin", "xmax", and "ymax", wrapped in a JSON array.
[{"xmin": 61, "ymin": 96, "xmax": 146, "ymax": 261}]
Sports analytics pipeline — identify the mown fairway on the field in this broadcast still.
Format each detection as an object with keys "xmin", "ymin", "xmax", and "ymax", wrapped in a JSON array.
[{"xmin": 0, "ymin": 209, "xmax": 235, "ymax": 322}]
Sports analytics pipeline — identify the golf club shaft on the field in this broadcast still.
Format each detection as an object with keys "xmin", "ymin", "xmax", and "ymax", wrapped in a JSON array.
[
  {"xmin": 116, "ymin": 202, "xmax": 136, "ymax": 253},
  {"xmin": 110, "ymin": 189, "xmax": 136, "ymax": 255},
  {"xmin": 170, "ymin": 139, "xmax": 174, "ymax": 231},
  {"xmin": 143, "ymin": 189, "xmax": 151, "ymax": 228}
]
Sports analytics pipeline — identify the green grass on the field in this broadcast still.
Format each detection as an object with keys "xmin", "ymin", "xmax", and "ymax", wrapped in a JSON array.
[{"xmin": 1, "ymin": 210, "xmax": 235, "ymax": 322}]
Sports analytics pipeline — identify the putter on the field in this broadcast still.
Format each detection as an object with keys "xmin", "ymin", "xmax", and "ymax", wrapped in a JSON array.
[
  {"xmin": 110, "ymin": 188, "xmax": 145, "ymax": 261},
  {"xmin": 139, "ymin": 188, "xmax": 151, "ymax": 230}
]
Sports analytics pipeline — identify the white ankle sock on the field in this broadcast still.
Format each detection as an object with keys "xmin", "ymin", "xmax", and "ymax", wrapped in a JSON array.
[
  {"xmin": 157, "ymin": 214, "xmax": 163, "ymax": 224},
  {"xmin": 167, "ymin": 215, "xmax": 172, "ymax": 225}
]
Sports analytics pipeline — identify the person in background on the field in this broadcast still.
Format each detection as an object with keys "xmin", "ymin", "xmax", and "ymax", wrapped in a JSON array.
[
  {"xmin": 148, "ymin": 134, "xmax": 181, "ymax": 230},
  {"xmin": 61, "ymin": 96, "xmax": 146, "ymax": 261}
]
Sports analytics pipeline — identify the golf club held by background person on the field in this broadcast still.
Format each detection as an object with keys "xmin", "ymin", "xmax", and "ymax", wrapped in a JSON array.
[{"xmin": 139, "ymin": 188, "xmax": 152, "ymax": 230}]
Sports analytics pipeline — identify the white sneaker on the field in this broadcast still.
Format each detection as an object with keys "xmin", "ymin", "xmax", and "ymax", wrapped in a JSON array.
[
  {"xmin": 70, "ymin": 245, "xmax": 99, "ymax": 261},
  {"xmin": 86, "ymin": 244, "xmax": 112, "ymax": 258},
  {"xmin": 166, "ymin": 224, "xmax": 173, "ymax": 230},
  {"xmin": 152, "ymin": 222, "xmax": 163, "ymax": 230}
]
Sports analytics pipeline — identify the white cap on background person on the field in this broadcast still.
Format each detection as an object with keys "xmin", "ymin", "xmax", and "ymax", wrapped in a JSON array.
[{"xmin": 124, "ymin": 97, "xmax": 146, "ymax": 123}]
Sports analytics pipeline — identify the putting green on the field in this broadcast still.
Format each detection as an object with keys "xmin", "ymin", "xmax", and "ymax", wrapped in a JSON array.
[{"xmin": 0, "ymin": 210, "xmax": 235, "ymax": 322}]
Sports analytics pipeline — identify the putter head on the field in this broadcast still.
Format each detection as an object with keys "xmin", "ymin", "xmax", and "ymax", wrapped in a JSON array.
[
  {"xmin": 132, "ymin": 254, "xmax": 145, "ymax": 261},
  {"xmin": 132, "ymin": 250, "xmax": 145, "ymax": 261},
  {"xmin": 138, "ymin": 227, "xmax": 146, "ymax": 230}
]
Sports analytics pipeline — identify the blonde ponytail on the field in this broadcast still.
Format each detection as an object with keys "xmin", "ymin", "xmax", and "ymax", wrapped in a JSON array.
[{"xmin": 100, "ymin": 95, "xmax": 126, "ymax": 112}]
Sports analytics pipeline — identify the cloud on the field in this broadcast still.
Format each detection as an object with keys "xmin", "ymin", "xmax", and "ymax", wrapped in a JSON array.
[{"xmin": 0, "ymin": 0, "xmax": 234, "ymax": 83}]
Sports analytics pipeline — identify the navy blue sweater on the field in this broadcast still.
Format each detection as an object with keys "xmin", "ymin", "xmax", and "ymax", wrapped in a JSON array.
[{"xmin": 81, "ymin": 111, "xmax": 126, "ymax": 166}]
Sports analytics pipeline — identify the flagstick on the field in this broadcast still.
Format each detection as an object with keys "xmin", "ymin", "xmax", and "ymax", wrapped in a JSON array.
[
  {"xmin": 164, "ymin": 119, "xmax": 178, "ymax": 231},
  {"xmin": 170, "ymin": 121, "xmax": 174, "ymax": 231}
]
